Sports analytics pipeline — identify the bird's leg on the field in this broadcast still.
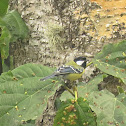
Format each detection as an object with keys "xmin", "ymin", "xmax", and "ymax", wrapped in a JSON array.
[{"xmin": 72, "ymin": 83, "xmax": 78, "ymax": 101}]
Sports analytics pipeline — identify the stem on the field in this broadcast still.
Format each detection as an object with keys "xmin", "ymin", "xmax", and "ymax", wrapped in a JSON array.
[
  {"xmin": 73, "ymin": 85, "xmax": 78, "ymax": 101},
  {"xmin": 75, "ymin": 90, "xmax": 78, "ymax": 101}
]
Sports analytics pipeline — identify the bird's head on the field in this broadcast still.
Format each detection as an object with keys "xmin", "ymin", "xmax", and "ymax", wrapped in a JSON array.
[{"xmin": 74, "ymin": 56, "xmax": 88, "ymax": 68}]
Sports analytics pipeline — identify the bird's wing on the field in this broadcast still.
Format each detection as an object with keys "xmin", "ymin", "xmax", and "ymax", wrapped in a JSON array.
[
  {"xmin": 55, "ymin": 65, "xmax": 84, "ymax": 75},
  {"xmin": 40, "ymin": 65, "xmax": 84, "ymax": 81}
]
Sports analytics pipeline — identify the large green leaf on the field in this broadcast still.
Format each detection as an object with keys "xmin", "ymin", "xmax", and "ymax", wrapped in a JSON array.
[
  {"xmin": 89, "ymin": 90, "xmax": 126, "ymax": 126},
  {"xmin": 0, "ymin": 10, "xmax": 28, "ymax": 72},
  {"xmin": 53, "ymin": 98, "xmax": 97, "ymax": 126},
  {"xmin": 0, "ymin": 19, "xmax": 11, "ymax": 72},
  {"xmin": 2, "ymin": 10, "xmax": 29, "ymax": 42},
  {"xmin": 0, "ymin": 22, "xmax": 11, "ymax": 59},
  {"xmin": 92, "ymin": 40, "xmax": 126, "ymax": 84},
  {"xmin": 0, "ymin": 0, "xmax": 9, "ymax": 17},
  {"xmin": 78, "ymin": 74, "xmax": 108, "ymax": 98},
  {"xmin": 0, "ymin": 63, "xmax": 59, "ymax": 126}
]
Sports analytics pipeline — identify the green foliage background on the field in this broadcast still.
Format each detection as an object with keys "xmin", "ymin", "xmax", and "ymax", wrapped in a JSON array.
[
  {"xmin": 0, "ymin": 1, "xmax": 29, "ymax": 72},
  {"xmin": 0, "ymin": 0, "xmax": 9, "ymax": 17},
  {"xmin": 93, "ymin": 40, "xmax": 126, "ymax": 84},
  {"xmin": 0, "ymin": 64, "xmax": 60, "ymax": 126}
]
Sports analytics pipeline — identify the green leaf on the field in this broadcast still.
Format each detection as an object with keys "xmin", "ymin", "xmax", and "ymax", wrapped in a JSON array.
[
  {"xmin": 0, "ymin": 10, "xmax": 28, "ymax": 72},
  {"xmin": 0, "ymin": 0, "xmax": 9, "ymax": 17},
  {"xmin": 93, "ymin": 40, "xmax": 126, "ymax": 84},
  {"xmin": 89, "ymin": 90, "xmax": 126, "ymax": 126},
  {"xmin": 2, "ymin": 10, "xmax": 29, "ymax": 42},
  {"xmin": 12, "ymin": 63, "xmax": 55, "ymax": 79},
  {"xmin": 0, "ymin": 64, "xmax": 60, "ymax": 126},
  {"xmin": 53, "ymin": 98, "xmax": 97, "ymax": 126},
  {"xmin": 117, "ymin": 86, "xmax": 125, "ymax": 94},
  {"xmin": 0, "ymin": 70, "xmax": 13, "ymax": 83},
  {"xmin": 20, "ymin": 123, "xmax": 35, "ymax": 126},
  {"xmin": 78, "ymin": 74, "xmax": 108, "ymax": 98},
  {"xmin": 0, "ymin": 23, "xmax": 11, "ymax": 59}
]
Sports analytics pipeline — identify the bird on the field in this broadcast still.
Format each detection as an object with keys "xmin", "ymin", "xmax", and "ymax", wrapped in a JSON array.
[{"xmin": 40, "ymin": 56, "xmax": 88, "ymax": 82}]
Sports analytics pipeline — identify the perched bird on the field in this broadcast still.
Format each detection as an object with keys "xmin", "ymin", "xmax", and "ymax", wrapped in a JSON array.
[{"xmin": 40, "ymin": 56, "xmax": 87, "ymax": 82}]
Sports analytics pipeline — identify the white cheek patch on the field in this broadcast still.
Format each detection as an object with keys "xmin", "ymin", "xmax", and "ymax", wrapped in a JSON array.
[{"xmin": 76, "ymin": 61, "xmax": 84, "ymax": 66}]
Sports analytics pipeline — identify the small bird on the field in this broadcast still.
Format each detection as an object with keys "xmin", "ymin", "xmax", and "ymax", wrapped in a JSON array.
[{"xmin": 40, "ymin": 56, "xmax": 87, "ymax": 82}]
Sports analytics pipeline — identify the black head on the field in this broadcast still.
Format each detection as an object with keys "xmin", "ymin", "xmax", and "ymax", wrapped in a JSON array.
[{"xmin": 74, "ymin": 56, "xmax": 87, "ymax": 68}]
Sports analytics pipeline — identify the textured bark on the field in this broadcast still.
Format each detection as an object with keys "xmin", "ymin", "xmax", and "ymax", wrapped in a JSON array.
[
  {"xmin": 9, "ymin": 0, "xmax": 96, "ymax": 68},
  {"xmin": 36, "ymin": 86, "xmax": 65, "ymax": 126},
  {"xmin": 9, "ymin": 0, "xmax": 126, "ymax": 68}
]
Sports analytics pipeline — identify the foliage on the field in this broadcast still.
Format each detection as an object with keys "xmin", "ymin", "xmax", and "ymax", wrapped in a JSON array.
[
  {"xmin": 53, "ymin": 98, "xmax": 97, "ymax": 126},
  {"xmin": 2, "ymin": 10, "xmax": 29, "ymax": 42},
  {"xmin": 92, "ymin": 40, "xmax": 126, "ymax": 84},
  {"xmin": 89, "ymin": 91, "xmax": 126, "ymax": 126},
  {"xmin": 0, "ymin": 21, "xmax": 11, "ymax": 60},
  {"xmin": 0, "ymin": 0, "xmax": 9, "ymax": 17},
  {"xmin": 0, "ymin": 64, "xmax": 60, "ymax": 126},
  {"xmin": 61, "ymin": 86, "xmax": 126, "ymax": 126},
  {"xmin": 0, "ymin": 40, "xmax": 126, "ymax": 126},
  {"xmin": 0, "ymin": 2, "xmax": 29, "ymax": 72},
  {"xmin": 117, "ymin": 86, "xmax": 126, "ymax": 94},
  {"xmin": 45, "ymin": 23, "xmax": 66, "ymax": 50}
]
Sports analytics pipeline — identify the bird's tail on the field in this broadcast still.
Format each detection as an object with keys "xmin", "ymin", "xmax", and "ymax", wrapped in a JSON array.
[{"xmin": 40, "ymin": 74, "xmax": 56, "ymax": 81}]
